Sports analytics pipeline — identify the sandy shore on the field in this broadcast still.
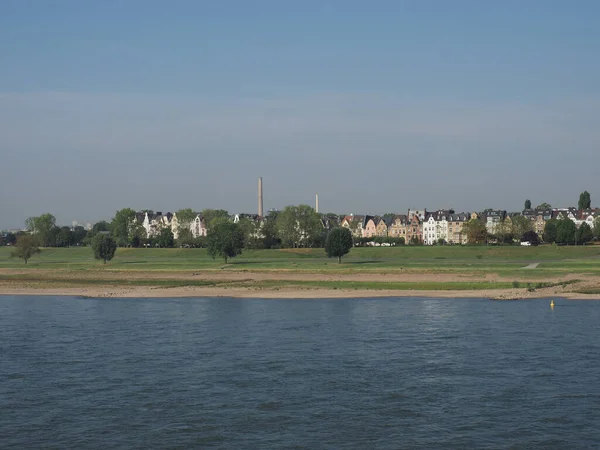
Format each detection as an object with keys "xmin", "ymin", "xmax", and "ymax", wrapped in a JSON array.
[
  {"xmin": 1, "ymin": 268, "xmax": 599, "ymax": 300},
  {"xmin": 1, "ymin": 285, "xmax": 599, "ymax": 300}
]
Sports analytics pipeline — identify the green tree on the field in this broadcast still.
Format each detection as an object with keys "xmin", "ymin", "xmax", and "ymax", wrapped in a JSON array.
[
  {"xmin": 578, "ymin": 191, "xmax": 591, "ymax": 210},
  {"xmin": 524, "ymin": 199, "xmax": 532, "ymax": 210},
  {"xmin": 201, "ymin": 209, "xmax": 230, "ymax": 232},
  {"xmin": 462, "ymin": 219, "xmax": 487, "ymax": 244},
  {"xmin": 176, "ymin": 227, "xmax": 195, "ymax": 247},
  {"xmin": 92, "ymin": 234, "xmax": 117, "ymax": 263},
  {"xmin": 542, "ymin": 219, "xmax": 558, "ymax": 243},
  {"xmin": 261, "ymin": 210, "xmax": 281, "ymax": 249},
  {"xmin": 511, "ymin": 215, "xmax": 533, "ymax": 241},
  {"xmin": 175, "ymin": 208, "xmax": 196, "ymax": 236},
  {"xmin": 92, "ymin": 221, "xmax": 111, "ymax": 234},
  {"xmin": 521, "ymin": 230, "xmax": 540, "ymax": 245},
  {"xmin": 277, "ymin": 205, "xmax": 322, "ymax": 248},
  {"xmin": 71, "ymin": 226, "xmax": 87, "ymax": 246},
  {"xmin": 536, "ymin": 202, "xmax": 551, "ymax": 210},
  {"xmin": 494, "ymin": 218, "xmax": 513, "ymax": 244},
  {"xmin": 25, "ymin": 213, "xmax": 56, "ymax": 246},
  {"xmin": 11, "ymin": 234, "xmax": 40, "ymax": 264},
  {"xmin": 56, "ymin": 226, "xmax": 73, "ymax": 247},
  {"xmin": 576, "ymin": 222, "xmax": 593, "ymax": 245},
  {"xmin": 3, "ymin": 232, "xmax": 17, "ymax": 246},
  {"xmin": 325, "ymin": 227, "xmax": 353, "ymax": 263},
  {"xmin": 556, "ymin": 219, "xmax": 577, "ymax": 245},
  {"xmin": 111, "ymin": 208, "xmax": 137, "ymax": 247},
  {"xmin": 206, "ymin": 221, "xmax": 245, "ymax": 263},
  {"xmin": 594, "ymin": 217, "xmax": 600, "ymax": 240},
  {"xmin": 156, "ymin": 227, "xmax": 175, "ymax": 248},
  {"xmin": 237, "ymin": 217, "xmax": 264, "ymax": 249}
]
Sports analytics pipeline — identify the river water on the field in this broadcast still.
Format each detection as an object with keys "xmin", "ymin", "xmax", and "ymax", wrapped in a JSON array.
[{"xmin": 1, "ymin": 296, "xmax": 599, "ymax": 449}]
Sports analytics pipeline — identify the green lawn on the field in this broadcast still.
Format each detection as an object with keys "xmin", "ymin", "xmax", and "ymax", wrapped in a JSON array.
[{"xmin": 1, "ymin": 245, "xmax": 599, "ymax": 274}]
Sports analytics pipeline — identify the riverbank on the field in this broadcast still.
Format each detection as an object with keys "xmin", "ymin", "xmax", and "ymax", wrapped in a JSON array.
[
  {"xmin": 2, "ymin": 246, "xmax": 599, "ymax": 300},
  {"xmin": 1, "ymin": 268, "xmax": 599, "ymax": 300}
]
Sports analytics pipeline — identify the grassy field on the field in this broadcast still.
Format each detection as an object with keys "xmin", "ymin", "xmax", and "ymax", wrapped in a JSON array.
[
  {"xmin": 1, "ymin": 244, "xmax": 599, "ymax": 272},
  {"xmin": 1, "ymin": 245, "xmax": 599, "ymax": 294}
]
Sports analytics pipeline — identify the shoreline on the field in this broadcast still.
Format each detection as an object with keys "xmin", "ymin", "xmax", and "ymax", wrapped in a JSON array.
[{"xmin": 1, "ymin": 285, "xmax": 599, "ymax": 300}]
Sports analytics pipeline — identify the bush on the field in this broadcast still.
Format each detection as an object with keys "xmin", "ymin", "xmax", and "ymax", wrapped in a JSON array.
[{"xmin": 512, "ymin": 281, "xmax": 520, "ymax": 288}]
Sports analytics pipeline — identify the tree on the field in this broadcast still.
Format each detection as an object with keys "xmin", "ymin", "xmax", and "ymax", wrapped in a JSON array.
[
  {"xmin": 176, "ymin": 227, "xmax": 195, "ymax": 247},
  {"xmin": 71, "ymin": 226, "xmax": 87, "ymax": 246},
  {"xmin": 92, "ymin": 221, "xmax": 111, "ymax": 234},
  {"xmin": 25, "ymin": 213, "xmax": 56, "ymax": 246},
  {"xmin": 578, "ymin": 191, "xmax": 591, "ymax": 210},
  {"xmin": 521, "ymin": 230, "xmax": 539, "ymax": 245},
  {"xmin": 524, "ymin": 199, "xmax": 532, "ymax": 210},
  {"xmin": 56, "ymin": 226, "xmax": 73, "ymax": 247},
  {"xmin": 11, "ymin": 235, "xmax": 40, "ymax": 264},
  {"xmin": 594, "ymin": 217, "xmax": 600, "ymax": 240},
  {"xmin": 261, "ymin": 210, "xmax": 282, "ymax": 249},
  {"xmin": 111, "ymin": 208, "xmax": 137, "ymax": 247},
  {"xmin": 494, "ymin": 218, "xmax": 513, "ymax": 244},
  {"xmin": 175, "ymin": 208, "xmax": 196, "ymax": 237},
  {"xmin": 129, "ymin": 221, "xmax": 146, "ymax": 248},
  {"xmin": 325, "ymin": 227, "xmax": 353, "ymax": 263},
  {"xmin": 277, "ymin": 205, "xmax": 322, "ymax": 248},
  {"xmin": 543, "ymin": 219, "xmax": 558, "ymax": 243},
  {"xmin": 576, "ymin": 222, "xmax": 593, "ymax": 245},
  {"xmin": 511, "ymin": 215, "xmax": 533, "ymax": 241},
  {"xmin": 536, "ymin": 202, "xmax": 551, "ymax": 210},
  {"xmin": 207, "ymin": 221, "xmax": 245, "ymax": 263},
  {"xmin": 201, "ymin": 209, "xmax": 230, "ymax": 232},
  {"xmin": 156, "ymin": 227, "xmax": 175, "ymax": 248},
  {"xmin": 556, "ymin": 219, "xmax": 577, "ymax": 245},
  {"xmin": 92, "ymin": 234, "xmax": 117, "ymax": 263},
  {"xmin": 3, "ymin": 232, "xmax": 17, "ymax": 246},
  {"xmin": 462, "ymin": 219, "xmax": 488, "ymax": 244}
]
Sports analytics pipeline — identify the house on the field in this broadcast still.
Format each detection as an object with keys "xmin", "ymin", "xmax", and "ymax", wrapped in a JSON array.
[
  {"xmin": 408, "ymin": 209, "xmax": 426, "ymax": 221},
  {"xmin": 580, "ymin": 209, "xmax": 597, "ymax": 229},
  {"xmin": 362, "ymin": 216, "xmax": 377, "ymax": 238},
  {"xmin": 140, "ymin": 211, "xmax": 172, "ymax": 238},
  {"xmin": 341, "ymin": 215, "xmax": 365, "ymax": 238},
  {"xmin": 534, "ymin": 208, "xmax": 552, "ymax": 235},
  {"xmin": 447, "ymin": 213, "xmax": 470, "ymax": 244},
  {"xmin": 480, "ymin": 210, "xmax": 506, "ymax": 235},
  {"xmin": 423, "ymin": 214, "xmax": 437, "ymax": 245},
  {"xmin": 406, "ymin": 213, "xmax": 423, "ymax": 244},
  {"xmin": 191, "ymin": 214, "xmax": 207, "ymax": 238},
  {"xmin": 388, "ymin": 215, "xmax": 408, "ymax": 240},
  {"xmin": 375, "ymin": 217, "xmax": 389, "ymax": 237},
  {"xmin": 422, "ymin": 210, "xmax": 450, "ymax": 245}
]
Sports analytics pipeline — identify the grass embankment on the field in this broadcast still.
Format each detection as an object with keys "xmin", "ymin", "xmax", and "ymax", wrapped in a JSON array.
[{"xmin": 0, "ymin": 245, "xmax": 599, "ymax": 295}]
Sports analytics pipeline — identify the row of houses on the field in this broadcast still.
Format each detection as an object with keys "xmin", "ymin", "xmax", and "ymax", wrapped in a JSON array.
[
  {"xmin": 133, "ymin": 207, "xmax": 599, "ymax": 244},
  {"xmin": 339, "ymin": 210, "xmax": 473, "ymax": 245},
  {"xmin": 339, "ymin": 207, "xmax": 598, "ymax": 245},
  {"xmin": 134, "ymin": 211, "xmax": 208, "ymax": 239},
  {"xmin": 134, "ymin": 211, "xmax": 261, "ymax": 239}
]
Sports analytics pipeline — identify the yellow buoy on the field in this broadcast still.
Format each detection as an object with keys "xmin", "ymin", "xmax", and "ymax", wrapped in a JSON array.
[{"xmin": 550, "ymin": 300, "xmax": 555, "ymax": 309}]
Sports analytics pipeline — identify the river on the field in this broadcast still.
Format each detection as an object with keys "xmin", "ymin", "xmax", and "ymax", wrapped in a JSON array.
[{"xmin": 1, "ymin": 296, "xmax": 599, "ymax": 449}]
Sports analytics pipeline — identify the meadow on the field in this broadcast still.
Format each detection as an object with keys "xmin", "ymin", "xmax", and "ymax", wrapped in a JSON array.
[{"xmin": 1, "ymin": 245, "xmax": 599, "ymax": 296}]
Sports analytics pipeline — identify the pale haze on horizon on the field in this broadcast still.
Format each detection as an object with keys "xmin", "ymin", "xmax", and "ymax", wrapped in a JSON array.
[{"xmin": 1, "ymin": 1, "xmax": 599, "ymax": 229}]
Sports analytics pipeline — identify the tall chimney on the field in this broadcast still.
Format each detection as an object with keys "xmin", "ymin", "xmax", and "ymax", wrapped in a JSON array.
[
  {"xmin": 258, "ymin": 177, "xmax": 263, "ymax": 217},
  {"xmin": 316, "ymin": 193, "xmax": 319, "ymax": 213}
]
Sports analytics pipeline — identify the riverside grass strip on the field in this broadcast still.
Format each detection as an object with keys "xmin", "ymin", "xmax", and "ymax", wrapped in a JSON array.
[{"xmin": 1, "ymin": 245, "xmax": 600, "ymax": 273}]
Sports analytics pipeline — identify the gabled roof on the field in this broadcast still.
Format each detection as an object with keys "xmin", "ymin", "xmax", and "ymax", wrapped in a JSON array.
[{"xmin": 448, "ymin": 213, "xmax": 470, "ymax": 222}]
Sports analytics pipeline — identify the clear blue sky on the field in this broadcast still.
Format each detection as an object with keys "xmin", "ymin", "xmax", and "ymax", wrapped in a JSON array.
[{"xmin": 1, "ymin": 0, "xmax": 599, "ymax": 228}]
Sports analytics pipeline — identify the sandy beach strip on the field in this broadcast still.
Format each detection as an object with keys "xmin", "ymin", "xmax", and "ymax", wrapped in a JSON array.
[{"xmin": 1, "ymin": 284, "xmax": 599, "ymax": 300}]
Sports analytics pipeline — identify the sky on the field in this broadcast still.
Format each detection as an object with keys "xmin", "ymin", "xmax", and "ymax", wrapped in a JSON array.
[{"xmin": 1, "ymin": 0, "xmax": 599, "ymax": 228}]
